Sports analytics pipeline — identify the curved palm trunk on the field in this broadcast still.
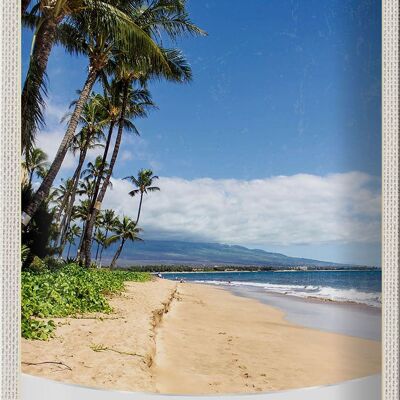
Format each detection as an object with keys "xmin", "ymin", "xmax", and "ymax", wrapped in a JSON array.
[
  {"xmin": 135, "ymin": 192, "xmax": 144, "ymax": 225},
  {"xmin": 110, "ymin": 239, "xmax": 125, "ymax": 269},
  {"xmin": 58, "ymin": 148, "xmax": 88, "ymax": 254},
  {"xmin": 22, "ymin": 67, "xmax": 98, "ymax": 226},
  {"xmin": 22, "ymin": 14, "xmax": 59, "ymax": 152},
  {"xmin": 82, "ymin": 84, "xmax": 129, "ymax": 267}
]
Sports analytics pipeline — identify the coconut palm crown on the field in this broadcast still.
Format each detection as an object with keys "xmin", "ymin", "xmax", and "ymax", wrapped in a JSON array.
[
  {"xmin": 123, "ymin": 169, "xmax": 160, "ymax": 224},
  {"xmin": 108, "ymin": 216, "xmax": 142, "ymax": 268}
]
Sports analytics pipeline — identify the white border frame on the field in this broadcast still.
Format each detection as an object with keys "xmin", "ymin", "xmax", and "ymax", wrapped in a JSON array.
[
  {"xmin": 0, "ymin": 0, "xmax": 21, "ymax": 399},
  {"xmin": 382, "ymin": 0, "xmax": 400, "ymax": 399},
  {"xmin": 0, "ymin": 0, "xmax": 398, "ymax": 399}
]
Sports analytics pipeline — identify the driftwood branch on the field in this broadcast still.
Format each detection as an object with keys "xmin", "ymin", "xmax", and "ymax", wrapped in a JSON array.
[{"xmin": 22, "ymin": 361, "xmax": 72, "ymax": 371}]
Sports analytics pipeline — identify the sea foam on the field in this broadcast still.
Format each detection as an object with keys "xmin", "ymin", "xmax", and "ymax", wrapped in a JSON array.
[{"xmin": 194, "ymin": 280, "xmax": 382, "ymax": 308}]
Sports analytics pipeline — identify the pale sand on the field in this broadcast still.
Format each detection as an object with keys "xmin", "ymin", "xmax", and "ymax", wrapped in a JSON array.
[
  {"xmin": 22, "ymin": 280, "xmax": 381, "ymax": 394},
  {"xmin": 22, "ymin": 279, "xmax": 177, "ymax": 392}
]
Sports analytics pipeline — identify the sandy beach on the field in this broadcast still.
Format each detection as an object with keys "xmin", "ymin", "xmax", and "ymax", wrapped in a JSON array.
[{"xmin": 22, "ymin": 279, "xmax": 381, "ymax": 394}]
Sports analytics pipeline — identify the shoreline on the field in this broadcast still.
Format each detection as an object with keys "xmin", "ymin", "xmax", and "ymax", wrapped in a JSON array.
[
  {"xmin": 162, "ymin": 274, "xmax": 381, "ymax": 310},
  {"xmin": 226, "ymin": 284, "xmax": 381, "ymax": 341},
  {"xmin": 184, "ymin": 279, "xmax": 382, "ymax": 310},
  {"xmin": 22, "ymin": 279, "xmax": 381, "ymax": 394}
]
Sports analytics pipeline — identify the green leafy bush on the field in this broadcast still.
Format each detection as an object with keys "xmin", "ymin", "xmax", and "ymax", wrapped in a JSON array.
[
  {"xmin": 28, "ymin": 256, "xmax": 46, "ymax": 272},
  {"xmin": 22, "ymin": 263, "xmax": 151, "ymax": 340}
]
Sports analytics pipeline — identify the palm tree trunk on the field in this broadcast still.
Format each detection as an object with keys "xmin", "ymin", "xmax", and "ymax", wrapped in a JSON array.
[
  {"xmin": 135, "ymin": 192, "xmax": 144, "ymax": 224},
  {"xmin": 110, "ymin": 239, "xmax": 125, "ymax": 269},
  {"xmin": 54, "ymin": 153, "xmax": 85, "ymax": 247},
  {"xmin": 54, "ymin": 155, "xmax": 82, "ymax": 224},
  {"xmin": 67, "ymin": 241, "xmax": 72, "ymax": 259},
  {"xmin": 28, "ymin": 170, "xmax": 34, "ymax": 187},
  {"xmin": 82, "ymin": 84, "xmax": 129, "ymax": 267},
  {"xmin": 99, "ymin": 228, "xmax": 108, "ymax": 264},
  {"xmin": 22, "ymin": 0, "xmax": 32, "ymax": 15},
  {"xmin": 22, "ymin": 14, "xmax": 59, "ymax": 152},
  {"xmin": 58, "ymin": 149, "xmax": 88, "ymax": 253},
  {"xmin": 78, "ymin": 122, "xmax": 115, "ymax": 260},
  {"xmin": 22, "ymin": 66, "xmax": 98, "ymax": 226},
  {"xmin": 76, "ymin": 222, "xmax": 86, "ymax": 259},
  {"xmin": 95, "ymin": 240, "xmax": 101, "ymax": 261}
]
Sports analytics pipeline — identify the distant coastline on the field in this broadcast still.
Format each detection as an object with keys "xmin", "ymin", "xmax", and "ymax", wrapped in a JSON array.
[{"xmin": 118, "ymin": 264, "xmax": 381, "ymax": 273}]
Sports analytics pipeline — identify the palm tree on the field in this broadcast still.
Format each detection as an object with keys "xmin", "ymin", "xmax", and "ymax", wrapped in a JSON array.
[
  {"xmin": 81, "ymin": 47, "xmax": 193, "ymax": 267},
  {"xmin": 81, "ymin": 156, "xmax": 112, "ymax": 185},
  {"xmin": 72, "ymin": 199, "xmax": 91, "ymax": 257},
  {"xmin": 95, "ymin": 209, "xmax": 116, "ymax": 262},
  {"xmin": 79, "ymin": 82, "xmax": 155, "ymax": 263},
  {"xmin": 65, "ymin": 224, "xmax": 81, "ymax": 259},
  {"xmin": 22, "ymin": 0, "xmax": 172, "ymax": 153},
  {"xmin": 77, "ymin": 178, "xmax": 96, "ymax": 202},
  {"xmin": 22, "ymin": 1, "xmax": 179, "ymax": 224},
  {"xmin": 22, "ymin": 147, "xmax": 49, "ymax": 187},
  {"xmin": 73, "ymin": 199, "xmax": 91, "ymax": 223},
  {"xmin": 94, "ymin": 230, "xmax": 106, "ymax": 262},
  {"xmin": 108, "ymin": 216, "xmax": 142, "ymax": 268},
  {"xmin": 56, "ymin": 94, "xmax": 106, "ymax": 247},
  {"xmin": 123, "ymin": 169, "xmax": 160, "ymax": 224},
  {"xmin": 52, "ymin": 178, "xmax": 74, "ymax": 218}
]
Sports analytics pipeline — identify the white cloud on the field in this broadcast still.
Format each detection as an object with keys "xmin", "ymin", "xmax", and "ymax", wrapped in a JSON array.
[
  {"xmin": 36, "ymin": 129, "xmax": 76, "ymax": 170},
  {"xmin": 103, "ymin": 172, "xmax": 381, "ymax": 247}
]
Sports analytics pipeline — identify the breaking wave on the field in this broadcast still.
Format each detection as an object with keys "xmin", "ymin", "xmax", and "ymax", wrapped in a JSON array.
[{"xmin": 194, "ymin": 280, "xmax": 381, "ymax": 308}]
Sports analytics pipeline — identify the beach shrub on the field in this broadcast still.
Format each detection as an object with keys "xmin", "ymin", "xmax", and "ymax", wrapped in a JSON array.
[
  {"xmin": 22, "ymin": 186, "xmax": 57, "ymax": 267},
  {"xmin": 21, "ymin": 263, "xmax": 151, "ymax": 340},
  {"xmin": 28, "ymin": 256, "xmax": 47, "ymax": 272}
]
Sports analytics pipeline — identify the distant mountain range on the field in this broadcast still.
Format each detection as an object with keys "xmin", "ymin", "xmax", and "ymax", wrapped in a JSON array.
[{"xmin": 100, "ymin": 239, "xmax": 352, "ymax": 268}]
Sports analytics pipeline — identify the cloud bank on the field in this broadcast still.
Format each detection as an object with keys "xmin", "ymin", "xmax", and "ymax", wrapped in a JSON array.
[{"xmin": 103, "ymin": 172, "xmax": 381, "ymax": 247}]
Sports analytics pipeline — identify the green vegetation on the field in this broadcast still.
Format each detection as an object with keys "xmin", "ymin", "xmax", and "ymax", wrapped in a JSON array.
[
  {"xmin": 20, "ymin": 2, "xmax": 205, "ymax": 341},
  {"xmin": 22, "ymin": 263, "xmax": 151, "ymax": 340}
]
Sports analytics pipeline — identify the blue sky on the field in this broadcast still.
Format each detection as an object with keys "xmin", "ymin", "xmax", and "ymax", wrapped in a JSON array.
[{"xmin": 23, "ymin": 0, "xmax": 382, "ymax": 265}]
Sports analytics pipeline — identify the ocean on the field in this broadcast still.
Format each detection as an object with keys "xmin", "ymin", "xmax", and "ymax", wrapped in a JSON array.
[{"xmin": 164, "ymin": 270, "xmax": 382, "ymax": 308}]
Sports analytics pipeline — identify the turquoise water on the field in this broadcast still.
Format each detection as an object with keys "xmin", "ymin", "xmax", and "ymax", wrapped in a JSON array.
[{"xmin": 164, "ymin": 270, "xmax": 382, "ymax": 308}]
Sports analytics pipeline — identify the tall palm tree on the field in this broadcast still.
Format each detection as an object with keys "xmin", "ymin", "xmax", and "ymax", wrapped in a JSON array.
[
  {"xmin": 72, "ymin": 198, "xmax": 91, "ymax": 257},
  {"xmin": 77, "ymin": 177, "xmax": 97, "ymax": 202},
  {"xmin": 80, "ymin": 156, "xmax": 112, "ymax": 185},
  {"xmin": 79, "ymin": 82, "xmax": 155, "ymax": 263},
  {"xmin": 22, "ymin": 147, "xmax": 49, "ymax": 187},
  {"xmin": 98, "ymin": 209, "xmax": 117, "ymax": 263},
  {"xmin": 94, "ymin": 230, "xmax": 106, "ymax": 262},
  {"xmin": 22, "ymin": 0, "xmax": 172, "ymax": 153},
  {"xmin": 108, "ymin": 216, "xmax": 142, "ymax": 268},
  {"xmin": 124, "ymin": 169, "xmax": 160, "ymax": 225},
  {"xmin": 52, "ymin": 178, "xmax": 74, "ymax": 216},
  {"xmin": 22, "ymin": 1, "xmax": 177, "ymax": 224},
  {"xmin": 56, "ymin": 94, "xmax": 106, "ymax": 245},
  {"xmin": 81, "ymin": 47, "xmax": 193, "ymax": 267}
]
